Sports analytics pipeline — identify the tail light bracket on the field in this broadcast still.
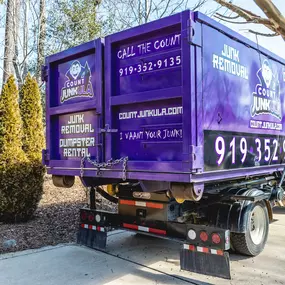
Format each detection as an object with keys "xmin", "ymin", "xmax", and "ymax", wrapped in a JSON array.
[{"xmin": 186, "ymin": 224, "xmax": 230, "ymax": 251}]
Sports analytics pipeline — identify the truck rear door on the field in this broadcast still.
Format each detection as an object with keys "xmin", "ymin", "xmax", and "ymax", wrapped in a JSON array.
[{"xmin": 44, "ymin": 39, "xmax": 103, "ymax": 176}]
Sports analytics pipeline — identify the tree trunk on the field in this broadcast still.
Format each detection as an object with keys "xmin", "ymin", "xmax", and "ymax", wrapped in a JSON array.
[
  {"xmin": 3, "ymin": 0, "xmax": 15, "ymax": 83},
  {"xmin": 22, "ymin": 0, "xmax": 28, "ymax": 79},
  {"xmin": 144, "ymin": 0, "xmax": 149, "ymax": 23},
  {"xmin": 36, "ymin": 0, "xmax": 46, "ymax": 84},
  {"xmin": 13, "ymin": 0, "xmax": 22, "ymax": 87}
]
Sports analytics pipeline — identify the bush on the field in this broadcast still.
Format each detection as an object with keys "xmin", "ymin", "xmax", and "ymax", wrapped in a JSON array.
[
  {"xmin": 0, "ymin": 163, "xmax": 44, "ymax": 222},
  {"xmin": 0, "ymin": 75, "xmax": 45, "ymax": 223}
]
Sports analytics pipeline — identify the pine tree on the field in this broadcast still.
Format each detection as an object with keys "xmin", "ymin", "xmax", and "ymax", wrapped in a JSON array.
[{"xmin": 20, "ymin": 73, "xmax": 45, "ymax": 161}]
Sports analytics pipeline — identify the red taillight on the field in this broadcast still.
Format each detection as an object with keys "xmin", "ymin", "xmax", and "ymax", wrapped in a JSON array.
[
  {"xmin": 212, "ymin": 233, "xmax": 221, "ymax": 244},
  {"xmin": 88, "ymin": 214, "xmax": 94, "ymax": 222},
  {"xmin": 200, "ymin": 231, "xmax": 208, "ymax": 242},
  {"xmin": 81, "ymin": 211, "xmax": 87, "ymax": 220}
]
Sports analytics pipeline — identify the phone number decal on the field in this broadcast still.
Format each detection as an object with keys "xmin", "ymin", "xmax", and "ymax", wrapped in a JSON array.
[
  {"xmin": 118, "ymin": 55, "xmax": 181, "ymax": 77},
  {"xmin": 204, "ymin": 131, "xmax": 285, "ymax": 171}
]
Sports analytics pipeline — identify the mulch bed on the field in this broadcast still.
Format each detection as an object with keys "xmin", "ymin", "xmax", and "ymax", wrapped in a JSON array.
[{"xmin": 0, "ymin": 176, "xmax": 115, "ymax": 254}]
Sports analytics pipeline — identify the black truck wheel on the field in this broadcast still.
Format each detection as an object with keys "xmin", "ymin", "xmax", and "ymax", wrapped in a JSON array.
[{"xmin": 231, "ymin": 201, "xmax": 269, "ymax": 256}]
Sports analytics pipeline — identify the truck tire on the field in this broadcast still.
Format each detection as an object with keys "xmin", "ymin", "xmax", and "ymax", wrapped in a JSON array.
[{"xmin": 231, "ymin": 201, "xmax": 269, "ymax": 256}]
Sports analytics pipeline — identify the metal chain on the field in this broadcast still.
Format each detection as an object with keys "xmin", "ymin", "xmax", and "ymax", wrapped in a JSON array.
[{"xmin": 80, "ymin": 155, "xmax": 128, "ymax": 181}]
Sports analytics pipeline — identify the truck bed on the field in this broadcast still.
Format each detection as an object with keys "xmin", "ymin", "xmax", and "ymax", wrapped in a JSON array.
[{"xmin": 43, "ymin": 10, "xmax": 285, "ymax": 185}]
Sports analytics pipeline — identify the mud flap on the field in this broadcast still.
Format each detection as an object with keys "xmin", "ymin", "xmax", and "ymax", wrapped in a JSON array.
[
  {"xmin": 180, "ymin": 245, "xmax": 231, "ymax": 279},
  {"xmin": 77, "ymin": 226, "xmax": 107, "ymax": 250}
]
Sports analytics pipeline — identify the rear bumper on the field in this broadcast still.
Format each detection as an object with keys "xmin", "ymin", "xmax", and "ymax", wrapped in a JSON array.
[{"xmin": 77, "ymin": 207, "xmax": 231, "ymax": 279}]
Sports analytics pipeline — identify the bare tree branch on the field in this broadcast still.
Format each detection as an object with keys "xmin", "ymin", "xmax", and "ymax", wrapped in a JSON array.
[
  {"xmin": 248, "ymin": 30, "xmax": 279, "ymax": 37},
  {"xmin": 254, "ymin": 0, "xmax": 285, "ymax": 31},
  {"xmin": 214, "ymin": 0, "xmax": 285, "ymax": 41},
  {"xmin": 159, "ymin": 0, "xmax": 172, "ymax": 18},
  {"xmin": 214, "ymin": 15, "xmax": 250, "ymax": 24},
  {"xmin": 99, "ymin": 0, "xmax": 212, "ymax": 35},
  {"xmin": 215, "ymin": 12, "xmax": 239, "ymax": 20}
]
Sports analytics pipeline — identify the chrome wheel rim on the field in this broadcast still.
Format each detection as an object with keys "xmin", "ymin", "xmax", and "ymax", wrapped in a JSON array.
[{"xmin": 250, "ymin": 205, "xmax": 266, "ymax": 245}]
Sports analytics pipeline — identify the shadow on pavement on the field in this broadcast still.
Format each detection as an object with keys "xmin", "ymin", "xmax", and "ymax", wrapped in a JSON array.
[{"xmin": 273, "ymin": 206, "xmax": 285, "ymax": 214}]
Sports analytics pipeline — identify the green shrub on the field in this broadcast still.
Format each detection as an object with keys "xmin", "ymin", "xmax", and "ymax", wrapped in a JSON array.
[
  {"xmin": 0, "ymin": 163, "xmax": 44, "ymax": 222},
  {"xmin": 0, "ymin": 75, "xmax": 45, "ymax": 223},
  {"xmin": 0, "ymin": 76, "xmax": 26, "ymax": 164},
  {"xmin": 19, "ymin": 74, "xmax": 45, "ymax": 221},
  {"xmin": 20, "ymin": 73, "xmax": 45, "ymax": 162}
]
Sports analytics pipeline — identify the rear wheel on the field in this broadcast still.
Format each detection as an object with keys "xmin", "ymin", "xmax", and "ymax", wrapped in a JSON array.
[{"xmin": 231, "ymin": 201, "xmax": 269, "ymax": 256}]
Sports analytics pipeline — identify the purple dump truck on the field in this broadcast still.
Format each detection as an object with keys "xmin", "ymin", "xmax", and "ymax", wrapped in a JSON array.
[{"xmin": 43, "ymin": 10, "xmax": 285, "ymax": 279}]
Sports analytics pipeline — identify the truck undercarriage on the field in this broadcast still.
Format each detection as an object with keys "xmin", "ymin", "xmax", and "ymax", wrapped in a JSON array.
[{"xmin": 72, "ymin": 171, "xmax": 284, "ymax": 279}]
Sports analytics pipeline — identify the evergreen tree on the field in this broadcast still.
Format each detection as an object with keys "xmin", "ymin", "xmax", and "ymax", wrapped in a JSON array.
[
  {"xmin": 0, "ymin": 75, "xmax": 44, "ymax": 223},
  {"xmin": 0, "ymin": 76, "xmax": 26, "ymax": 163},
  {"xmin": 20, "ymin": 73, "xmax": 45, "ymax": 161}
]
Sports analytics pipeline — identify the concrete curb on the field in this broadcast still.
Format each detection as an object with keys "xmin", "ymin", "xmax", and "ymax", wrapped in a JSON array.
[{"xmin": 0, "ymin": 243, "xmax": 75, "ymax": 261}]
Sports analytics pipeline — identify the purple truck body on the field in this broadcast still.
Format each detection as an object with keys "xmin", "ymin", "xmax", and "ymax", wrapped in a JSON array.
[{"xmin": 44, "ymin": 10, "xmax": 285, "ymax": 186}]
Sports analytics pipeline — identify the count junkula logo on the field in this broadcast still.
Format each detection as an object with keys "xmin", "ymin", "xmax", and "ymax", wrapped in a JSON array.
[
  {"xmin": 251, "ymin": 59, "xmax": 281, "ymax": 121},
  {"xmin": 60, "ymin": 60, "xmax": 94, "ymax": 103}
]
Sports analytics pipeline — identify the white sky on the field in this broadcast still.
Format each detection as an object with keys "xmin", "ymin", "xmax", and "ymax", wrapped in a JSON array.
[{"xmin": 207, "ymin": 0, "xmax": 285, "ymax": 59}]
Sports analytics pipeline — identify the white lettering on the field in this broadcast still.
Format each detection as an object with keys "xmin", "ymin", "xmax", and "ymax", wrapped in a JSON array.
[
  {"xmin": 212, "ymin": 53, "xmax": 248, "ymax": 80},
  {"xmin": 213, "ymin": 54, "xmax": 219, "ymax": 69},
  {"xmin": 59, "ymin": 137, "xmax": 95, "ymax": 148},
  {"xmin": 117, "ymin": 46, "xmax": 136, "ymax": 59},
  {"xmin": 119, "ymin": 107, "xmax": 182, "ymax": 120}
]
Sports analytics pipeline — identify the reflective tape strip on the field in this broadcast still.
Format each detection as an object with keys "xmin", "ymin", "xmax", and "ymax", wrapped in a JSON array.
[
  {"xmin": 123, "ymin": 223, "xmax": 138, "ymax": 230},
  {"xmin": 149, "ymin": 227, "xmax": 166, "ymax": 235},
  {"xmin": 120, "ymin": 200, "xmax": 135, "ymax": 206},
  {"xmin": 189, "ymin": 245, "xmax": 195, "ymax": 251},
  {"xmin": 138, "ymin": 225, "xmax": 149, "ymax": 232},
  {"xmin": 123, "ymin": 223, "xmax": 166, "ymax": 235},
  {"xmin": 146, "ymin": 202, "xmax": 163, "ymax": 209},
  {"xmin": 82, "ymin": 224, "xmax": 88, "ymax": 229},
  {"xmin": 197, "ymin": 246, "xmax": 209, "ymax": 253},
  {"xmin": 81, "ymin": 224, "xmax": 105, "ymax": 232},
  {"xmin": 97, "ymin": 226, "xmax": 105, "ymax": 232},
  {"xmin": 210, "ymin": 249, "xmax": 224, "ymax": 256},
  {"xmin": 183, "ymin": 244, "xmax": 195, "ymax": 251},
  {"xmin": 119, "ymin": 200, "xmax": 163, "ymax": 209},
  {"xmin": 136, "ymin": 201, "xmax": 147, "ymax": 207},
  {"xmin": 183, "ymin": 244, "xmax": 223, "ymax": 255},
  {"xmin": 197, "ymin": 246, "xmax": 203, "ymax": 252}
]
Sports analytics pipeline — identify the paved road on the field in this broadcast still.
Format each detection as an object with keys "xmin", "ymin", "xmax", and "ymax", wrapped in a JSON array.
[{"xmin": 1, "ymin": 207, "xmax": 285, "ymax": 285}]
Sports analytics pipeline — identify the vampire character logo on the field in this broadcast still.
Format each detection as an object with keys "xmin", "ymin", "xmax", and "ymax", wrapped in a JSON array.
[
  {"xmin": 61, "ymin": 60, "xmax": 94, "ymax": 104},
  {"xmin": 251, "ymin": 59, "xmax": 281, "ymax": 120}
]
